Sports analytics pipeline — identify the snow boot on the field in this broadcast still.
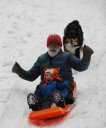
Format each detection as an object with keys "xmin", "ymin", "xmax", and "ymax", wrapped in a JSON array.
[
  {"xmin": 65, "ymin": 93, "xmax": 74, "ymax": 104},
  {"xmin": 27, "ymin": 93, "xmax": 38, "ymax": 111},
  {"xmin": 53, "ymin": 90, "xmax": 65, "ymax": 108}
]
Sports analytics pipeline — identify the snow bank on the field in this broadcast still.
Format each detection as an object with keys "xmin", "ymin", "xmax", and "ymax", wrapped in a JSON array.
[{"xmin": 0, "ymin": 0, "xmax": 106, "ymax": 128}]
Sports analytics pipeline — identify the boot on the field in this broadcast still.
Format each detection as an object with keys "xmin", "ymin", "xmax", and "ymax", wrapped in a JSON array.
[
  {"xmin": 53, "ymin": 90, "xmax": 65, "ymax": 108},
  {"xmin": 27, "ymin": 93, "xmax": 38, "ymax": 111}
]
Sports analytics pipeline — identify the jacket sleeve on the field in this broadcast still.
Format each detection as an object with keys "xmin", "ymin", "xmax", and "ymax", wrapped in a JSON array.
[
  {"xmin": 19, "ymin": 58, "xmax": 40, "ymax": 81},
  {"xmin": 67, "ymin": 54, "xmax": 90, "ymax": 71},
  {"xmin": 56, "ymin": 81, "xmax": 70, "ymax": 98},
  {"xmin": 56, "ymin": 81, "xmax": 70, "ymax": 90}
]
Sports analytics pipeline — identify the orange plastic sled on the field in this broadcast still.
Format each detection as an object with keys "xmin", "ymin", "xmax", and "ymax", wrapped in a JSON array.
[{"xmin": 28, "ymin": 81, "xmax": 77, "ymax": 126}]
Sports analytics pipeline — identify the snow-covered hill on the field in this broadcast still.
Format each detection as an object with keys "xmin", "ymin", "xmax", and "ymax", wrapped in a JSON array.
[{"xmin": 0, "ymin": 0, "xmax": 106, "ymax": 128}]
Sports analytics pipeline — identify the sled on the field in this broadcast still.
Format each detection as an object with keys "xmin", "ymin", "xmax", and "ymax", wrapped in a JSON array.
[{"xmin": 28, "ymin": 81, "xmax": 77, "ymax": 126}]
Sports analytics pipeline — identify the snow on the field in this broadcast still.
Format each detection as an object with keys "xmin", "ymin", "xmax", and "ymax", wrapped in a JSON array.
[{"xmin": 0, "ymin": 0, "xmax": 106, "ymax": 128}]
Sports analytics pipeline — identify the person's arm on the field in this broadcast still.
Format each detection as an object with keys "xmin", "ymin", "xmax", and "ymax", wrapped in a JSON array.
[
  {"xmin": 12, "ymin": 58, "xmax": 41, "ymax": 81},
  {"xmin": 67, "ymin": 45, "xmax": 94, "ymax": 71},
  {"xmin": 57, "ymin": 81, "xmax": 70, "ymax": 98}
]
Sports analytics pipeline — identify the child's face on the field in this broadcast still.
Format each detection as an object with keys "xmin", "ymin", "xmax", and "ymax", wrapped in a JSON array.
[{"xmin": 45, "ymin": 72, "xmax": 54, "ymax": 84}]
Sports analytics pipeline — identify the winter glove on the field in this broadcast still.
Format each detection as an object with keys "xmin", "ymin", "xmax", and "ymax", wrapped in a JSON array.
[
  {"xmin": 83, "ymin": 45, "xmax": 94, "ymax": 60},
  {"xmin": 66, "ymin": 93, "xmax": 74, "ymax": 104},
  {"xmin": 12, "ymin": 62, "xmax": 24, "ymax": 75}
]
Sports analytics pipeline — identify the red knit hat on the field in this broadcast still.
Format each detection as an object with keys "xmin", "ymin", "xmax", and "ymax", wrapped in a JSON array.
[{"xmin": 47, "ymin": 34, "xmax": 62, "ymax": 47}]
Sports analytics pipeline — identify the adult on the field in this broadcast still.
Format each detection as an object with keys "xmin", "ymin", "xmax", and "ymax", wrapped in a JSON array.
[{"xmin": 12, "ymin": 34, "xmax": 94, "ymax": 110}]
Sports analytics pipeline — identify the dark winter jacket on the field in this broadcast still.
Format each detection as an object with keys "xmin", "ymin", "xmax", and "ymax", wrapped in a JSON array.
[
  {"xmin": 19, "ymin": 50, "xmax": 90, "ymax": 88},
  {"xmin": 34, "ymin": 81, "xmax": 70, "ymax": 100}
]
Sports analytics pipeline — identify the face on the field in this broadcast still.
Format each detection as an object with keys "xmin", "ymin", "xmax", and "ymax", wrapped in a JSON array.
[
  {"xmin": 45, "ymin": 72, "xmax": 54, "ymax": 84},
  {"xmin": 66, "ymin": 38, "xmax": 78, "ymax": 46},
  {"xmin": 48, "ymin": 43, "xmax": 60, "ymax": 51},
  {"xmin": 48, "ymin": 43, "xmax": 61, "ymax": 57}
]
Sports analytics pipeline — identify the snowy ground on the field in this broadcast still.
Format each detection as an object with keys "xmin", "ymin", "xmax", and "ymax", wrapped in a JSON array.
[{"xmin": 0, "ymin": 0, "xmax": 106, "ymax": 128}]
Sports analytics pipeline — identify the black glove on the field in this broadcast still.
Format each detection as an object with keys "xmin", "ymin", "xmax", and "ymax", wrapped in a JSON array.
[
  {"xmin": 66, "ymin": 93, "xmax": 74, "ymax": 104},
  {"xmin": 83, "ymin": 45, "xmax": 94, "ymax": 60},
  {"xmin": 12, "ymin": 62, "xmax": 24, "ymax": 75}
]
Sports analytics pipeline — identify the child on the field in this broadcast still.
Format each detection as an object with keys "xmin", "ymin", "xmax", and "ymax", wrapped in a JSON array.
[{"xmin": 27, "ymin": 68, "xmax": 72, "ymax": 111}]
